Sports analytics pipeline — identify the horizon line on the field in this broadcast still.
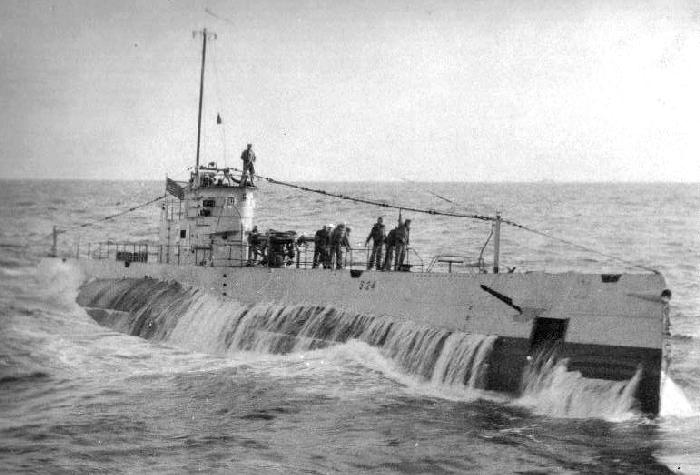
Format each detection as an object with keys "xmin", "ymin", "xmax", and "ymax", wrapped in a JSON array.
[{"xmin": 1, "ymin": 177, "xmax": 698, "ymax": 184}]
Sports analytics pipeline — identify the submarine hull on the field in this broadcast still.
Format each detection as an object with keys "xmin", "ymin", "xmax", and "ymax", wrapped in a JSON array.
[{"xmin": 61, "ymin": 257, "xmax": 669, "ymax": 416}]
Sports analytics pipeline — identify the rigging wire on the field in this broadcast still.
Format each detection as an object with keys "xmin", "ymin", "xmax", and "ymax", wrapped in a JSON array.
[
  {"xmin": 232, "ymin": 167, "xmax": 658, "ymax": 274},
  {"xmin": 397, "ymin": 179, "xmax": 658, "ymax": 273},
  {"xmin": 233, "ymin": 168, "xmax": 497, "ymax": 222},
  {"xmin": 21, "ymin": 165, "xmax": 658, "ymax": 274},
  {"xmin": 205, "ymin": 8, "xmax": 237, "ymax": 26},
  {"xmin": 20, "ymin": 194, "xmax": 167, "ymax": 248},
  {"xmin": 400, "ymin": 177, "xmax": 489, "ymax": 216},
  {"xmin": 63, "ymin": 194, "xmax": 167, "ymax": 232},
  {"xmin": 497, "ymin": 218, "xmax": 660, "ymax": 274}
]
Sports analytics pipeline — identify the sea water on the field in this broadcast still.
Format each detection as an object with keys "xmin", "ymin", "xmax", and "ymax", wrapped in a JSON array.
[{"xmin": 0, "ymin": 180, "xmax": 698, "ymax": 473}]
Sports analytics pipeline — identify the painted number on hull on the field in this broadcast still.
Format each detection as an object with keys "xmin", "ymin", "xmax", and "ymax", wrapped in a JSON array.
[{"xmin": 359, "ymin": 280, "xmax": 376, "ymax": 290}]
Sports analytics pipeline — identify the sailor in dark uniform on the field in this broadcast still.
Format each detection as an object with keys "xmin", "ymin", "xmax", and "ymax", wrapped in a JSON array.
[
  {"xmin": 240, "ymin": 143, "xmax": 256, "ymax": 186},
  {"xmin": 246, "ymin": 226, "xmax": 260, "ymax": 265},
  {"xmin": 395, "ymin": 219, "xmax": 411, "ymax": 270},
  {"xmin": 383, "ymin": 227, "xmax": 397, "ymax": 271},
  {"xmin": 312, "ymin": 225, "xmax": 331, "ymax": 268},
  {"xmin": 365, "ymin": 217, "xmax": 385, "ymax": 270},
  {"xmin": 330, "ymin": 223, "xmax": 350, "ymax": 270}
]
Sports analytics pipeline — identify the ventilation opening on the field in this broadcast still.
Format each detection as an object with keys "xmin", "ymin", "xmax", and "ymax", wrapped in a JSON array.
[{"xmin": 529, "ymin": 317, "xmax": 569, "ymax": 360}]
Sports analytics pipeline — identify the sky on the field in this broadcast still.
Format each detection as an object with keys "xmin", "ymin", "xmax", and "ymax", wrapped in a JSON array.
[{"xmin": 1, "ymin": 0, "xmax": 699, "ymax": 182}]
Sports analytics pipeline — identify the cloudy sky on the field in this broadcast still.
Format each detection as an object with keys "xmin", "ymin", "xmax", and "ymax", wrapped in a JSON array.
[{"xmin": 1, "ymin": 0, "xmax": 698, "ymax": 181}]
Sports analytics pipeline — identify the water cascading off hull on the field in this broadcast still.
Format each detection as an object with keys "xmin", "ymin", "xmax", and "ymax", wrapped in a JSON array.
[
  {"xmin": 76, "ymin": 276, "xmax": 660, "ymax": 415},
  {"xmin": 78, "ymin": 278, "xmax": 496, "ymax": 390}
]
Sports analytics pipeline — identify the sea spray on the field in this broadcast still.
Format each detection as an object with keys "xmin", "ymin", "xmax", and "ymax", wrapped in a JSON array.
[
  {"xmin": 660, "ymin": 372, "xmax": 695, "ymax": 417},
  {"xmin": 517, "ymin": 355, "xmax": 642, "ymax": 420}
]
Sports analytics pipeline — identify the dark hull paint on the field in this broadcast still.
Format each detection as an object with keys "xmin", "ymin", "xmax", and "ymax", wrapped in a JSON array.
[{"xmin": 487, "ymin": 337, "xmax": 661, "ymax": 415}]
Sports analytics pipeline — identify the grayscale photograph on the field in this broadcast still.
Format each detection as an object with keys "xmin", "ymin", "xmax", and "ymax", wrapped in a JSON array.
[{"xmin": 1, "ymin": 0, "xmax": 698, "ymax": 473}]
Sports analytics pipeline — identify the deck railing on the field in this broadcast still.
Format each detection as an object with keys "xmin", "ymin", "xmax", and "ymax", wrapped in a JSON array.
[{"xmin": 74, "ymin": 241, "xmax": 490, "ymax": 273}]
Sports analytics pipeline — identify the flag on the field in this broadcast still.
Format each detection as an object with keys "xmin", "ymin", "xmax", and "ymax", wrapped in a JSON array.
[
  {"xmin": 166, "ymin": 178, "xmax": 185, "ymax": 200},
  {"xmin": 216, "ymin": 113, "xmax": 222, "ymax": 124}
]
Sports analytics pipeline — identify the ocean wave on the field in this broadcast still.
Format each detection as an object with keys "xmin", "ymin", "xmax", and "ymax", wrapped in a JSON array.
[{"xmin": 0, "ymin": 371, "xmax": 51, "ymax": 386}]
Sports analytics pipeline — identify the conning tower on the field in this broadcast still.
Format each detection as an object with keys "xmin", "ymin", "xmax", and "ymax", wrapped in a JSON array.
[{"xmin": 160, "ymin": 170, "xmax": 256, "ymax": 266}]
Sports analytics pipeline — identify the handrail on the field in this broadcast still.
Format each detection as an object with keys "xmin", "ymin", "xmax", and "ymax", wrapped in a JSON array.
[
  {"xmin": 409, "ymin": 247, "xmax": 424, "ymax": 272},
  {"xmin": 74, "ymin": 240, "xmax": 487, "ymax": 273},
  {"xmin": 426, "ymin": 254, "xmax": 486, "ymax": 273}
]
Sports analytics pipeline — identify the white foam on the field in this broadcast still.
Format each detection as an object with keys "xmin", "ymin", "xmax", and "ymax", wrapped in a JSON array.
[
  {"xmin": 660, "ymin": 373, "xmax": 696, "ymax": 418},
  {"xmin": 516, "ymin": 357, "xmax": 641, "ymax": 421},
  {"xmin": 34, "ymin": 258, "xmax": 87, "ymax": 316},
  {"xmin": 267, "ymin": 338, "xmax": 505, "ymax": 403}
]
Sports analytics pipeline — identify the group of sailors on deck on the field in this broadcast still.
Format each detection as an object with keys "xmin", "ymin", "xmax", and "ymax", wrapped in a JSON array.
[
  {"xmin": 311, "ymin": 223, "xmax": 352, "ymax": 270},
  {"xmin": 310, "ymin": 216, "xmax": 412, "ymax": 271},
  {"xmin": 244, "ymin": 216, "xmax": 412, "ymax": 271},
  {"xmin": 363, "ymin": 216, "xmax": 412, "ymax": 271}
]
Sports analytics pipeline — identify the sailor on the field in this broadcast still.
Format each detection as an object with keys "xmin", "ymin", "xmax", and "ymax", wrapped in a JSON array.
[
  {"xmin": 330, "ymin": 223, "xmax": 350, "ymax": 270},
  {"xmin": 383, "ymin": 227, "xmax": 397, "ymax": 271},
  {"xmin": 395, "ymin": 218, "xmax": 411, "ymax": 271},
  {"xmin": 322, "ymin": 224, "xmax": 335, "ymax": 268},
  {"xmin": 240, "ymin": 143, "xmax": 257, "ymax": 187},
  {"xmin": 365, "ymin": 217, "xmax": 385, "ymax": 270},
  {"xmin": 312, "ymin": 224, "xmax": 331, "ymax": 269},
  {"xmin": 285, "ymin": 241, "xmax": 296, "ymax": 266},
  {"xmin": 246, "ymin": 226, "xmax": 260, "ymax": 266}
]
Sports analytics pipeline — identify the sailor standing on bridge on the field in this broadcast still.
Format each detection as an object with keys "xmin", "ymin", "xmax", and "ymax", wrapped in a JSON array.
[{"xmin": 240, "ymin": 143, "xmax": 256, "ymax": 187}]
